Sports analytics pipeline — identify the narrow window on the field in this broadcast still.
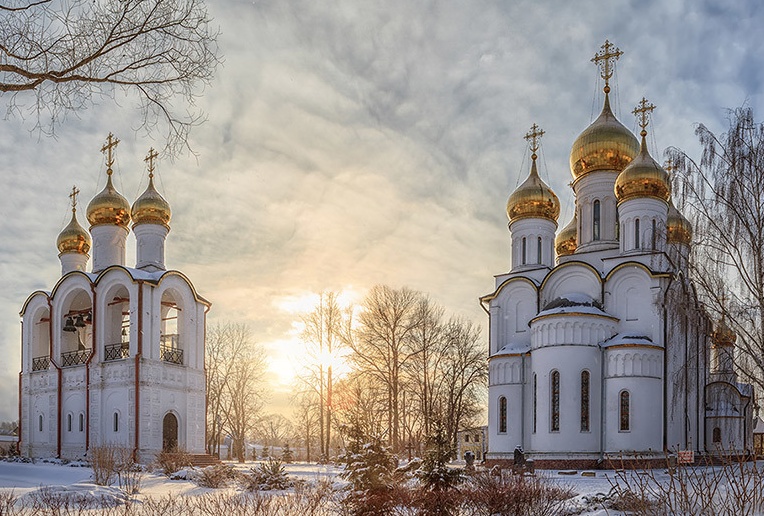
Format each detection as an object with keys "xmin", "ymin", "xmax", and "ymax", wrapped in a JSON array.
[
  {"xmin": 67, "ymin": 414, "xmax": 72, "ymax": 432},
  {"xmin": 465, "ymin": 435, "xmax": 470, "ymax": 442},
  {"xmin": 620, "ymin": 391, "xmax": 630, "ymax": 431},
  {"xmin": 499, "ymin": 397, "xmax": 507, "ymax": 433},
  {"xmin": 713, "ymin": 427, "xmax": 722, "ymax": 443},
  {"xmin": 580, "ymin": 371, "xmax": 590, "ymax": 432},
  {"xmin": 521, "ymin": 237, "xmax": 527, "ymax": 265},
  {"xmin": 537, "ymin": 236, "xmax": 542, "ymax": 263},
  {"xmin": 79, "ymin": 413, "xmax": 85, "ymax": 432},
  {"xmin": 634, "ymin": 219, "xmax": 641, "ymax": 249},
  {"xmin": 551, "ymin": 370, "xmax": 560, "ymax": 431},
  {"xmin": 113, "ymin": 412, "xmax": 119, "ymax": 433},
  {"xmin": 38, "ymin": 415, "xmax": 43, "ymax": 432},
  {"xmin": 651, "ymin": 219, "xmax": 657, "ymax": 249},
  {"xmin": 533, "ymin": 374, "xmax": 537, "ymax": 433},
  {"xmin": 615, "ymin": 209, "xmax": 620, "ymax": 239},
  {"xmin": 593, "ymin": 200, "xmax": 601, "ymax": 241}
]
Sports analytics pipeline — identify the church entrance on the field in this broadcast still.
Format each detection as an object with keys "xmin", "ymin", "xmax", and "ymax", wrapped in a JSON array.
[{"xmin": 162, "ymin": 413, "xmax": 178, "ymax": 451}]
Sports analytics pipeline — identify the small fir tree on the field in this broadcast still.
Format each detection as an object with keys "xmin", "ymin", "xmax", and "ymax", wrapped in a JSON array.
[{"xmin": 281, "ymin": 443, "xmax": 294, "ymax": 463}]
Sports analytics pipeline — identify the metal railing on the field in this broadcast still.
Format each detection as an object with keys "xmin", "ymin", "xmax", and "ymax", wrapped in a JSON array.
[
  {"xmin": 104, "ymin": 342, "xmax": 130, "ymax": 361},
  {"xmin": 32, "ymin": 355, "xmax": 50, "ymax": 371},
  {"xmin": 160, "ymin": 334, "xmax": 183, "ymax": 365},
  {"xmin": 61, "ymin": 348, "xmax": 90, "ymax": 367}
]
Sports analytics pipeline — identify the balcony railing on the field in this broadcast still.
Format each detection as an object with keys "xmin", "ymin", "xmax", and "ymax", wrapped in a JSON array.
[
  {"xmin": 32, "ymin": 355, "xmax": 50, "ymax": 371},
  {"xmin": 104, "ymin": 342, "xmax": 130, "ymax": 361},
  {"xmin": 61, "ymin": 348, "xmax": 91, "ymax": 367},
  {"xmin": 160, "ymin": 334, "xmax": 183, "ymax": 365}
]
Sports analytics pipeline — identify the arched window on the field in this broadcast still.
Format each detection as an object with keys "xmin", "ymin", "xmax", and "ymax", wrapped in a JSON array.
[
  {"xmin": 651, "ymin": 219, "xmax": 657, "ymax": 249},
  {"xmin": 551, "ymin": 370, "xmax": 560, "ymax": 431},
  {"xmin": 113, "ymin": 412, "xmax": 120, "ymax": 433},
  {"xmin": 615, "ymin": 209, "xmax": 620, "ymax": 239},
  {"xmin": 67, "ymin": 414, "xmax": 72, "ymax": 432},
  {"xmin": 634, "ymin": 219, "xmax": 641, "ymax": 249},
  {"xmin": 580, "ymin": 371, "xmax": 590, "ymax": 432},
  {"xmin": 79, "ymin": 413, "xmax": 85, "ymax": 432},
  {"xmin": 498, "ymin": 397, "xmax": 507, "ymax": 433},
  {"xmin": 619, "ymin": 391, "xmax": 630, "ymax": 431},
  {"xmin": 713, "ymin": 427, "xmax": 722, "ymax": 443},
  {"xmin": 38, "ymin": 414, "xmax": 43, "ymax": 432},
  {"xmin": 537, "ymin": 236, "xmax": 542, "ymax": 264},
  {"xmin": 532, "ymin": 374, "xmax": 537, "ymax": 433},
  {"xmin": 521, "ymin": 237, "xmax": 527, "ymax": 265},
  {"xmin": 593, "ymin": 201, "xmax": 601, "ymax": 241}
]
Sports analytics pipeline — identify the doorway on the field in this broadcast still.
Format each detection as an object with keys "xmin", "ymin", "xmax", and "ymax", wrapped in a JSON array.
[{"xmin": 162, "ymin": 413, "xmax": 178, "ymax": 451}]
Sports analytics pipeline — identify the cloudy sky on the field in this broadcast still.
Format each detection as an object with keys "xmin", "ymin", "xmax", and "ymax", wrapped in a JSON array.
[{"xmin": 1, "ymin": 0, "xmax": 763, "ymax": 422}]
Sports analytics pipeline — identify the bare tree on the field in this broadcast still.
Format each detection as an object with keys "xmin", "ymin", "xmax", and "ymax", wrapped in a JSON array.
[
  {"xmin": 0, "ymin": 0, "xmax": 219, "ymax": 153},
  {"xmin": 257, "ymin": 413, "xmax": 293, "ymax": 453},
  {"xmin": 292, "ymin": 391, "xmax": 320, "ymax": 462},
  {"xmin": 346, "ymin": 285, "xmax": 422, "ymax": 453},
  {"xmin": 299, "ymin": 291, "xmax": 344, "ymax": 460},
  {"xmin": 205, "ymin": 323, "xmax": 266, "ymax": 463},
  {"xmin": 669, "ymin": 106, "xmax": 764, "ymax": 390}
]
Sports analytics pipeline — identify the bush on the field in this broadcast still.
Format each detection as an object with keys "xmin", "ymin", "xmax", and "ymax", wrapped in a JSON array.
[
  {"xmin": 89, "ymin": 445, "xmax": 119, "ymax": 486},
  {"xmin": 155, "ymin": 448, "xmax": 192, "ymax": 476},
  {"xmin": 462, "ymin": 471, "xmax": 574, "ymax": 516},
  {"xmin": 196, "ymin": 464, "xmax": 238, "ymax": 488},
  {"xmin": 245, "ymin": 458, "xmax": 293, "ymax": 490},
  {"xmin": 281, "ymin": 443, "xmax": 294, "ymax": 463}
]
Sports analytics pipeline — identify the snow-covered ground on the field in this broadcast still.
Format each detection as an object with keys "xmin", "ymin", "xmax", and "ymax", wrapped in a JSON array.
[{"xmin": 0, "ymin": 458, "xmax": 747, "ymax": 515}]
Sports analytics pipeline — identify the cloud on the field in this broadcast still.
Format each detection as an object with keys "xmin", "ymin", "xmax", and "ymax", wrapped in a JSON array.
[{"xmin": 1, "ymin": 0, "xmax": 764, "ymax": 422}]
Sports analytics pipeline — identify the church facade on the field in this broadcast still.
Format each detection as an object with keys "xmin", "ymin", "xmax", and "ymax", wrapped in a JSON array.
[
  {"xmin": 19, "ymin": 136, "xmax": 209, "ymax": 462},
  {"xmin": 482, "ymin": 42, "xmax": 753, "ymax": 469}
]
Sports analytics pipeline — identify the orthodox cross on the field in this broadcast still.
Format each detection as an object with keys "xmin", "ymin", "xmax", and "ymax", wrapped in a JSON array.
[
  {"xmin": 100, "ymin": 133, "xmax": 120, "ymax": 173},
  {"xmin": 144, "ymin": 147, "xmax": 159, "ymax": 178},
  {"xmin": 68, "ymin": 186, "xmax": 80, "ymax": 212},
  {"xmin": 591, "ymin": 40, "xmax": 623, "ymax": 92},
  {"xmin": 632, "ymin": 97, "xmax": 656, "ymax": 137},
  {"xmin": 524, "ymin": 123, "xmax": 545, "ymax": 160}
]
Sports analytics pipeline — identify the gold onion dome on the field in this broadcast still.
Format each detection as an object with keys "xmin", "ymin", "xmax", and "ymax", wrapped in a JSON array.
[
  {"xmin": 570, "ymin": 94, "xmax": 640, "ymax": 180},
  {"xmin": 666, "ymin": 199, "xmax": 692, "ymax": 245},
  {"xmin": 57, "ymin": 188, "xmax": 91, "ymax": 255},
  {"xmin": 615, "ymin": 98, "xmax": 670, "ymax": 203},
  {"xmin": 507, "ymin": 124, "xmax": 560, "ymax": 224},
  {"xmin": 86, "ymin": 134, "xmax": 130, "ymax": 228},
  {"xmin": 614, "ymin": 136, "xmax": 671, "ymax": 203},
  {"xmin": 555, "ymin": 214, "xmax": 577, "ymax": 256},
  {"xmin": 132, "ymin": 150, "xmax": 171, "ymax": 228},
  {"xmin": 86, "ymin": 173, "xmax": 131, "ymax": 228}
]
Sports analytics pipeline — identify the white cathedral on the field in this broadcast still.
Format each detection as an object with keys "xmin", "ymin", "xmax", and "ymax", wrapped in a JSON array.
[
  {"xmin": 482, "ymin": 42, "xmax": 754, "ymax": 468},
  {"xmin": 19, "ymin": 135, "xmax": 209, "ymax": 462}
]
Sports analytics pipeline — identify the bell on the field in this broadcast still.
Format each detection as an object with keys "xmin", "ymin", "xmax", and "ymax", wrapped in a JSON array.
[
  {"xmin": 85, "ymin": 312, "xmax": 92, "ymax": 324},
  {"xmin": 63, "ymin": 317, "xmax": 76, "ymax": 332},
  {"xmin": 122, "ymin": 328, "xmax": 127, "ymax": 337},
  {"xmin": 74, "ymin": 315, "xmax": 86, "ymax": 328}
]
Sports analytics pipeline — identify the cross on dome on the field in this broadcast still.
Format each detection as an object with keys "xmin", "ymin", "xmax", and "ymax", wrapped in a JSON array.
[
  {"xmin": 632, "ymin": 97, "xmax": 656, "ymax": 137},
  {"xmin": 100, "ymin": 133, "xmax": 120, "ymax": 173},
  {"xmin": 68, "ymin": 186, "xmax": 80, "ymax": 212},
  {"xmin": 144, "ymin": 147, "xmax": 159, "ymax": 178},
  {"xmin": 591, "ymin": 39, "xmax": 623, "ymax": 93},
  {"xmin": 524, "ymin": 123, "xmax": 544, "ymax": 160}
]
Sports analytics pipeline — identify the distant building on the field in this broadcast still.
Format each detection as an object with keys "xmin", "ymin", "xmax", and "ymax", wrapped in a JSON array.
[
  {"xmin": 19, "ymin": 137, "xmax": 209, "ymax": 461},
  {"xmin": 481, "ymin": 42, "xmax": 753, "ymax": 469},
  {"xmin": 456, "ymin": 426, "xmax": 487, "ymax": 462}
]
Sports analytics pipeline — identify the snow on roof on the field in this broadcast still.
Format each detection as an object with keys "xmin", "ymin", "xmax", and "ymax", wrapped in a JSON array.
[
  {"xmin": 536, "ymin": 305, "xmax": 613, "ymax": 319},
  {"xmin": 705, "ymin": 400, "xmax": 741, "ymax": 417},
  {"xmin": 494, "ymin": 342, "xmax": 531, "ymax": 356},
  {"xmin": 601, "ymin": 333, "xmax": 655, "ymax": 348}
]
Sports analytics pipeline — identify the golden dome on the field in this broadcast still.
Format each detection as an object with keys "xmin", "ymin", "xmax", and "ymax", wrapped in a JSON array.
[
  {"xmin": 570, "ymin": 94, "xmax": 640, "ymax": 180},
  {"xmin": 712, "ymin": 316, "xmax": 736, "ymax": 347},
  {"xmin": 615, "ymin": 135, "xmax": 671, "ymax": 203},
  {"xmin": 132, "ymin": 175, "xmax": 171, "ymax": 228},
  {"xmin": 555, "ymin": 214, "xmax": 577, "ymax": 256},
  {"xmin": 507, "ymin": 158, "xmax": 560, "ymax": 224},
  {"xmin": 86, "ymin": 172, "xmax": 131, "ymax": 228},
  {"xmin": 57, "ymin": 208, "xmax": 91, "ymax": 255},
  {"xmin": 666, "ymin": 199, "xmax": 692, "ymax": 246}
]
